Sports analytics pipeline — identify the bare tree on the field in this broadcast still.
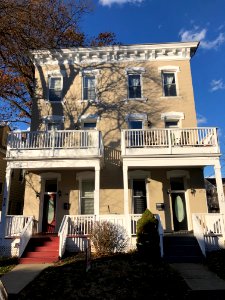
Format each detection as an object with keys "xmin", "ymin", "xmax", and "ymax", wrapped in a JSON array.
[{"xmin": 0, "ymin": 0, "xmax": 117, "ymax": 127}]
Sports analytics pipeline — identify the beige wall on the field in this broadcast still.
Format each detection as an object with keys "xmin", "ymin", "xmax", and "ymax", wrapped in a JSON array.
[
  {"xmin": 31, "ymin": 60, "xmax": 197, "ymax": 139},
  {"xmin": 23, "ymin": 166, "xmax": 207, "ymax": 232}
]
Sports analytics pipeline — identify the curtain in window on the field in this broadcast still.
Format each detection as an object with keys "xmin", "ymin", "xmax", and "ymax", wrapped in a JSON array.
[
  {"xmin": 49, "ymin": 77, "xmax": 62, "ymax": 101},
  {"xmin": 129, "ymin": 74, "xmax": 141, "ymax": 98},
  {"xmin": 163, "ymin": 73, "xmax": 177, "ymax": 96}
]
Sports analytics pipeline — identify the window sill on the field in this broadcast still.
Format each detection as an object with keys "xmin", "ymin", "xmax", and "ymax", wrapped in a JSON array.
[
  {"xmin": 125, "ymin": 97, "xmax": 148, "ymax": 102},
  {"xmin": 160, "ymin": 96, "xmax": 182, "ymax": 100}
]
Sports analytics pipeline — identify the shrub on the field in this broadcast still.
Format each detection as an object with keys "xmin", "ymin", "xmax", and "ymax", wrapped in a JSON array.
[
  {"xmin": 136, "ymin": 209, "xmax": 160, "ymax": 259},
  {"xmin": 90, "ymin": 221, "xmax": 129, "ymax": 256}
]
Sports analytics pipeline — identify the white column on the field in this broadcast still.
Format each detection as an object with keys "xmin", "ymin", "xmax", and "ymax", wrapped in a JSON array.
[
  {"xmin": 94, "ymin": 165, "xmax": 100, "ymax": 218},
  {"xmin": 123, "ymin": 164, "xmax": 129, "ymax": 215},
  {"xmin": 0, "ymin": 165, "xmax": 12, "ymax": 237},
  {"xmin": 214, "ymin": 159, "xmax": 225, "ymax": 213}
]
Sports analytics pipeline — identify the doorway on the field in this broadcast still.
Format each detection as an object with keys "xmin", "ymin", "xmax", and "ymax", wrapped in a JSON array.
[
  {"xmin": 42, "ymin": 179, "xmax": 57, "ymax": 233},
  {"xmin": 170, "ymin": 177, "xmax": 188, "ymax": 231}
]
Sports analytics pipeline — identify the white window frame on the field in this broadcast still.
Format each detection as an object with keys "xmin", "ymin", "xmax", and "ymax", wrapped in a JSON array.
[
  {"xmin": 48, "ymin": 76, "xmax": 63, "ymax": 102},
  {"xmin": 80, "ymin": 69, "xmax": 99, "ymax": 102},
  {"xmin": 158, "ymin": 66, "xmax": 180, "ymax": 98},
  {"xmin": 79, "ymin": 114, "xmax": 99, "ymax": 130},
  {"xmin": 42, "ymin": 115, "xmax": 64, "ymax": 131},
  {"xmin": 161, "ymin": 112, "xmax": 184, "ymax": 128},
  {"xmin": 126, "ymin": 113, "xmax": 147, "ymax": 129},
  {"xmin": 125, "ymin": 67, "xmax": 147, "ymax": 101},
  {"xmin": 76, "ymin": 171, "xmax": 95, "ymax": 215}
]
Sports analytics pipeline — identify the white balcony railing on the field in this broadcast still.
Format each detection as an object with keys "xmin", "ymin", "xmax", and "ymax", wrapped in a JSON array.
[
  {"xmin": 7, "ymin": 130, "xmax": 103, "ymax": 159},
  {"xmin": 121, "ymin": 127, "xmax": 219, "ymax": 156}
]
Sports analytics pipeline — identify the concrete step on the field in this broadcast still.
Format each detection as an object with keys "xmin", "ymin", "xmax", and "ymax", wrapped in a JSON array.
[
  {"xmin": 19, "ymin": 257, "xmax": 58, "ymax": 264},
  {"xmin": 23, "ymin": 251, "xmax": 58, "ymax": 258}
]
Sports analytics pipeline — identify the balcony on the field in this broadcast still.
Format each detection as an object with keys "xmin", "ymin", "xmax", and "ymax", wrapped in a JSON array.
[
  {"xmin": 6, "ymin": 130, "xmax": 103, "ymax": 160},
  {"xmin": 121, "ymin": 128, "xmax": 220, "ymax": 157}
]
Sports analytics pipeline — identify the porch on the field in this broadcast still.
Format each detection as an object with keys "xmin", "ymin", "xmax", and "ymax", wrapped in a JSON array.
[
  {"xmin": 6, "ymin": 130, "xmax": 104, "ymax": 159},
  {"xmin": 121, "ymin": 127, "xmax": 220, "ymax": 156},
  {"xmin": 1, "ymin": 213, "xmax": 225, "ymax": 261}
]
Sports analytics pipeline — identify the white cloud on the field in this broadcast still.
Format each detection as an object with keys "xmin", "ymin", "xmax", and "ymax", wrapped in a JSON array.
[
  {"xmin": 197, "ymin": 114, "xmax": 207, "ymax": 125},
  {"xmin": 210, "ymin": 79, "xmax": 225, "ymax": 92},
  {"xmin": 179, "ymin": 27, "xmax": 225, "ymax": 50},
  {"xmin": 99, "ymin": 0, "xmax": 144, "ymax": 6}
]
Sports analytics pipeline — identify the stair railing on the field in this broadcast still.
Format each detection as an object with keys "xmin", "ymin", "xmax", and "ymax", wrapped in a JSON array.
[
  {"xmin": 192, "ymin": 214, "xmax": 206, "ymax": 256},
  {"xmin": 19, "ymin": 216, "xmax": 34, "ymax": 257},
  {"xmin": 58, "ymin": 215, "xmax": 69, "ymax": 258}
]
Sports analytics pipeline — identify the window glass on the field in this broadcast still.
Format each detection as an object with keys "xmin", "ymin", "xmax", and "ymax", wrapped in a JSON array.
[
  {"xmin": 128, "ymin": 74, "xmax": 141, "ymax": 98},
  {"xmin": 83, "ymin": 76, "xmax": 96, "ymax": 100},
  {"xmin": 170, "ymin": 177, "xmax": 185, "ymax": 190},
  {"xmin": 163, "ymin": 73, "xmax": 177, "ymax": 96},
  {"xmin": 49, "ymin": 77, "xmax": 62, "ymax": 102},
  {"xmin": 165, "ymin": 120, "xmax": 179, "ymax": 128},
  {"xmin": 129, "ymin": 120, "xmax": 143, "ymax": 129},
  {"xmin": 81, "ymin": 180, "xmax": 94, "ymax": 214},
  {"xmin": 47, "ymin": 122, "xmax": 61, "ymax": 131},
  {"xmin": 133, "ymin": 179, "xmax": 147, "ymax": 214},
  {"xmin": 83, "ymin": 122, "xmax": 96, "ymax": 130}
]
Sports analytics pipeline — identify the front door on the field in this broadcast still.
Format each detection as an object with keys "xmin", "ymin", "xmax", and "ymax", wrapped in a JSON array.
[
  {"xmin": 171, "ymin": 192, "xmax": 188, "ymax": 231},
  {"xmin": 132, "ymin": 179, "xmax": 147, "ymax": 214},
  {"xmin": 170, "ymin": 177, "xmax": 188, "ymax": 231},
  {"xmin": 42, "ymin": 180, "xmax": 57, "ymax": 233},
  {"xmin": 129, "ymin": 120, "xmax": 143, "ymax": 147}
]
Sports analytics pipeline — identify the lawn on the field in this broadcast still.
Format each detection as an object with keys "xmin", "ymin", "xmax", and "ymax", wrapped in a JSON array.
[
  {"xmin": 17, "ymin": 251, "xmax": 191, "ymax": 299},
  {"xmin": 0, "ymin": 257, "xmax": 18, "ymax": 277}
]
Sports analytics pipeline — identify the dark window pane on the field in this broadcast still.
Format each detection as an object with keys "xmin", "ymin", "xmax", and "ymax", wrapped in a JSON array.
[
  {"xmin": 163, "ymin": 73, "xmax": 177, "ymax": 96},
  {"xmin": 170, "ymin": 177, "xmax": 184, "ymax": 190},
  {"xmin": 128, "ymin": 74, "xmax": 141, "ymax": 98},
  {"xmin": 49, "ymin": 89, "xmax": 62, "ymax": 102}
]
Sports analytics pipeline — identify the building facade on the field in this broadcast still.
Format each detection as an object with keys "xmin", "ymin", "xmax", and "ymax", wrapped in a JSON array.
[{"xmin": 1, "ymin": 41, "xmax": 225, "ymax": 256}]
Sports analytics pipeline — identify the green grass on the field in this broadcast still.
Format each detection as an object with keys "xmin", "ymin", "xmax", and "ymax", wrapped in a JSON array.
[
  {"xmin": 17, "ymin": 251, "xmax": 190, "ymax": 299},
  {"xmin": 0, "ymin": 256, "xmax": 19, "ymax": 277}
]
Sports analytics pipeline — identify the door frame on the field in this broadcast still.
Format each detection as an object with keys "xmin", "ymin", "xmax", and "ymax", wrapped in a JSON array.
[{"xmin": 39, "ymin": 172, "xmax": 61, "ymax": 233}]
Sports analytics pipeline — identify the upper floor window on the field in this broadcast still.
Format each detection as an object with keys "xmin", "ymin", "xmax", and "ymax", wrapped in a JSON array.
[
  {"xmin": 128, "ymin": 74, "xmax": 142, "ymax": 98},
  {"xmin": 49, "ymin": 76, "xmax": 63, "ymax": 102},
  {"xmin": 165, "ymin": 120, "xmax": 179, "ymax": 128},
  {"xmin": 83, "ymin": 76, "xmax": 96, "ymax": 100},
  {"xmin": 162, "ymin": 72, "xmax": 177, "ymax": 97}
]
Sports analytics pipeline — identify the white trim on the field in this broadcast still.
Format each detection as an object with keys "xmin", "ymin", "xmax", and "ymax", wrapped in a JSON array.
[
  {"xmin": 76, "ymin": 171, "xmax": 95, "ymax": 215},
  {"xmin": 125, "ymin": 67, "xmax": 146, "ymax": 74},
  {"xmin": 158, "ymin": 66, "xmax": 180, "ymax": 72},
  {"xmin": 161, "ymin": 112, "xmax": 184, "ymax": 120},
  {"xmin": 126, "ymin": 113, "xmax": 148, "ymax": 121},
  {"xmin": 31, "ymin": 42, "xmax": 199, "ymax": 65}
]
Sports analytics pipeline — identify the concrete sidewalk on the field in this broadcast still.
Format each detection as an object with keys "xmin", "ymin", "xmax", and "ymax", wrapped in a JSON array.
[
  {"xmin": 171, "ymin": 263, "xmax": 225, "ymax": 299},
  {"xmin": 0, "ymin": 263, "xmax": 52, "ymax": 299}
]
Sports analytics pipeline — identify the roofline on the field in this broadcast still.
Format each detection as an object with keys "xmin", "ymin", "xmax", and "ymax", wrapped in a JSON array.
[{"xmin": 30, "ymin": 41, "xmax": 199, "ymax": 56}]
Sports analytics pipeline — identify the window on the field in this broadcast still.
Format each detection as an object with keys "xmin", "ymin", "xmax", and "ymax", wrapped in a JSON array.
[
  {"xmin": 83, "ymin": 76, "xmax": 96, "ymax": 100},
  {"xmin": 47, "ymin": 122, "xmax": 62, "ymax": 131},
  {"xmin": 165, "ymin": 120, "xmax": 179, "ymax": 128},
  {"xmin": 132, "ymin": 179, "xmax": 147, "ymax": 214},
  {"xmin": 128, "ymin": 74, "xmax": 141, "ymax": 98},
  {"xmin": 49, "ymin": 76, "xmax": 62, "ymax": 102},
  {"xmin": 162, "ymin": 72, "xmax": 177, "ymax": 96},
  {"xmin": 83, "ymin": 122, "xmax": 96, "ymax": 130},
  {"xmin": 81, "ymin": 180, "xmax": 94, "ymax": 214}
]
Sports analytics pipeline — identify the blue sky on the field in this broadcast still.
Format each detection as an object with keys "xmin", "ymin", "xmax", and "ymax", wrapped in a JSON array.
[{"xmin": 81, "ymin": 0, "xmax": 225, "ymax": 177}]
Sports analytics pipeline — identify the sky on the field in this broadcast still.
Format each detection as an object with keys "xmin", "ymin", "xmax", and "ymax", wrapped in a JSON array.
[{"xmin": 80, "ymin": 0, "xmax": 225, "ymax": 177}]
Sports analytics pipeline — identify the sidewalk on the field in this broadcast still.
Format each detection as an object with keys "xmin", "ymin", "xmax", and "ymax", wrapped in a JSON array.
[
  {"xmin": 0, "ymin": 263, "xmax": 52, "ymax": 299},
  {"xmin": 171, "ymin": 263, "xmax": 225, "ymax": 299}
]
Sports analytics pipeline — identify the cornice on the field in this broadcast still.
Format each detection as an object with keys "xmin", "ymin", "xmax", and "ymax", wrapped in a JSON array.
[{"xmin": 30, "ymin": 41, "xmax": 199, "ymax": 66}]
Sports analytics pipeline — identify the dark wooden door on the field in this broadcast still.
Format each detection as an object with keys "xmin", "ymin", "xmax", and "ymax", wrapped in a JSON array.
[{"xmin": 171, "ymin": 192, "xmax": 188, "ymax": 231}]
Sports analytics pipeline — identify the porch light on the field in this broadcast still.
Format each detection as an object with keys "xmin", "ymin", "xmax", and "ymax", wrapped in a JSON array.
[
  {"xmin": 167, "ymin": 189, "xmax": 171, "ymax": 194},
  {"xmin": 191, "ymin": 188, "xmax": 196, "ymax": 195},
  {"xmin": 58, "ymin": 190, "xmax": 62, "ymax": 197},
  {"xmin": 36, "ymin": 192, "xmax": 40, "ymax": 198}
]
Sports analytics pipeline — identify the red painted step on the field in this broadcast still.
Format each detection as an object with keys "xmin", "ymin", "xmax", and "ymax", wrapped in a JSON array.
[{"xmin": 20, "ymin": 234, "xmax": 60, "ymax": 264}]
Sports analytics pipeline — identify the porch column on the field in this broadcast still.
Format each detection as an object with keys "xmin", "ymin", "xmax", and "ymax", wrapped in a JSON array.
[
  {"xmin": 214, "ymin": 159, "xmax": 225, "ymax": 213},
  {"xmin": 94, "ymin": 165, "xmax": 100, "ymax": 218},
  {"xmin": 0, "ymin": 165, "xmax": 12, "ymax": 237},
  {"xmin": 123, "ymin": 164, "xmax": 129, "ymax": 216}
]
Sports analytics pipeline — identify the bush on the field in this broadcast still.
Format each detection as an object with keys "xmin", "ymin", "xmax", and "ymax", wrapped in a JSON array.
[
  {"xmin": 136, "ymin": 209, "xmax": 160, "ymax": 259},
  {"xmin": 90, "ymin": 221, "xmax": 129, "ymax": 256}
]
